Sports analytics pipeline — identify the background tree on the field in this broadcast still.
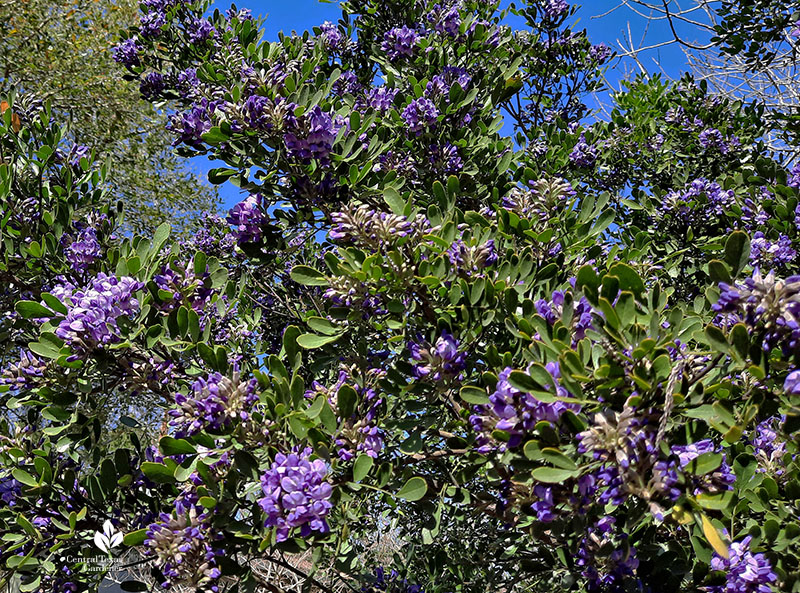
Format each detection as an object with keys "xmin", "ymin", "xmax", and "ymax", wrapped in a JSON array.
[{"xmin": 0, "ymin": 0, "xmax": 219, "ymax": 236}]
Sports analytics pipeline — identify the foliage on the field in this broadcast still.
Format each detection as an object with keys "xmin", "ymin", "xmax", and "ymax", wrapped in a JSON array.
[
  {"xmin": 0, "ymin": 0, "xmax": 219, "ymax": 236},
  {"xmin": 0, "ymin": 1, "xmax": 800, "ymax": 592}
]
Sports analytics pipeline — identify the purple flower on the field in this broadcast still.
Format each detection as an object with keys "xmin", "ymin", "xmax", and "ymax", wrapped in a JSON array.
[
  {"xmin": 428, "ymin": 142, "xmax": 463, "ymax": 173},
  {"xmin": 188, "ymin": 19, "xmax": 215, "ymax": 44},
  {"xmin": 424, "ymin": 67, "xmax": 472, "ymax": 101},
  {"xmin": 714, "ymin": 270, "xmax": 800, "ymax": 355},
  {"xmin": 140, "ymin": 11, "xmax": 166, "ymax": 38},
  {"xmin": 401, "ymin": 98, "xmax": 439, "ymax": 135},
  {"xmin": 569, "ymin": 133, "xmax": 597, "ymax": 167},
  {"xmin": 319, "ymin": 21, "xmax": 343, "ymax": 49},
  {"xmin": 381, "ymin": 26, "xmax": 419, "ymax": 61},
  {"xmin": 0, "ymin": 350, "xmax": 46, "ymax": 388},
  {"xmin": 409, "ymin": 330, "xmax": 466, "ymax": 381},
  {"xmin": 470, "ymin": 364, "xmax": 580, "ymax": 450},
  {"xmin": 140, "ymin": 72, "xmax": 166, "ymax": 100},
  {"xmin": 258, "ymin": 448, "xmax": 333, "ymax": 541},
  {"xmin": 112, "ymin": 38, "xmax": 141, "ymax": 68},
  {"xmin": 447, "ymin": 239, "xmax": 498, "ymax": 276},
  {"xmin": 169, "ymin": 99, "xmax": 217, "ymax": 147},
  {"xmin": 750, "ymin": 231, "xmax": 796, "ymax": 269},
  {"xmin": 64, "ymin": 225, "xmax": 101, "ymax": 272},
  {"xmin": 576, "ymin": 516, "xmax": 640, "ymax": 591},
  {"xmin": 709, "ymin": 536, "xmax": 777, "ymax": 593},
  {"xmin": 589, "ymin": 43, "xmax": 612, "ymax": 63},
  {"xmin": 53, "ymin": 274, "xmax": 142, "ymax": 351},
  {"xmin": 786, "ymin": 370, "xmax": 800, "ymax": 394},
  {"xmin": 789, "ymin": 163, "xmax": 800, "ymax": 189},
  {"xmin": 544, "ymin": 0, "xmax": 569, "ymax": 20},
  {"xmin": 145, "ymin": 506, "xmax": 222, "ymax": 590},
  {"xmin": 67, "ymin": 144, "xmax": 90, "ymax": 168},
  {"xmin": 750, "ymin": 416, "xmax": 788, "ymax": 475},
  {"xmin": 169, "ymin": 370, "xmax": 258, "ymax": 437},
  {"xmin": 535, "ymin": 290, "xmax": 595, "ymax": 343},
  {"xmin": 227, "ymin": 194, "xmax": 266, "ymax": 245},
  {"xmin": 284, "ymin": 106, "xmax": 337, "ymax": 164},
  {"xmin": 367, "ymin": 86, "xmax": 399, "ymax": 113},
  {"xmin": 362, "ymin": 567, "xmax": 425, "ymax": 593},
  {"xmin": 672, "ymin": 439, "xmax": 735, "ymax": 494},
  {"xmin": 427, "ymin": 2, "xmax": 461, "ymax": 36}
]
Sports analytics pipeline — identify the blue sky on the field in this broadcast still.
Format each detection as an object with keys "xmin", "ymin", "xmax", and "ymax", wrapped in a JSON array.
[{"xmin": 204, "ymin": 0, "xmax": 709, "ymax": 209}]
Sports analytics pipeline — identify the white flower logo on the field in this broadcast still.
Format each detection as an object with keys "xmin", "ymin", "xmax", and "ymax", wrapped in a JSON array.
[{"xmin": 93, "ymin": 520, "xmax": 123, "ymax": 554}]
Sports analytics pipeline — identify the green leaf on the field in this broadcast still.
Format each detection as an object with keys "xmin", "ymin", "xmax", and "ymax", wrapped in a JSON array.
[
  {"xmin": 531, "ymin": 467, "xmax": 579, "ymax": 483},
  {"xmin": 11, "ymin": 469, "xmax": 38, "ymax": 488},
  {"xmin": 290, "ymin": 265, "xmax": 328, "ymax": 286},
  {"xmin": 697, "ymin": 491, "xmax": 734, "ymax": 510},
  {"xmin": 384, "ymin": 188, "xmax": 405, "ymax": 215},
  {"xmin": 297, "ymin": 333, "xmax": 340, "ymax": 349},
  {"xmin": 14, "ymin": 301, "xmax": 53, "ymax": 319},
  {"xmin": 460, "ymin": 386, "xmax": 489, "ymax": 405},
  {"xmin": 40, "ymin": 293, "xmax": 67, "ymax": 314},
  {"xmin": 704, "ymin": 325, "xmax": 729, "ymax": 353},
  {"xmin": 686, "ymin": 452, "xmax": 723, "ymax": 476},
  {"xmin": 708, "ymin": 260, "xmax": 732, "ymax": 284},
  {"xmin": 607, "ymin": 263, "xmax": 645, "ymax": 295},
  {"xmin": 152, "ymin": 222, "xmax": 171, "ymax": 253},
  {"xmin": 140, "ymin": 462, "xmax": 176, "ymax": 484},
  {"xmin": 337, "ymin": 385, "xmax": 358, "ymax": 419},
  {"xmin": 724, "ymin": 231, "xmax": 750, "ymax": 275},
  {"xmin": 159, "ymin": 436, "xmax": 197, "ymax": 456},
  {"xmin": 123, "ymin": 529, "xmax": 148, "ymax": 547},
  {"xmin": 397, "ymin": 476, "xmax": 427, "ymax": 501},
  {"xmin": 353, "ymin": 455, "xmax": 373, "ymax": 482},
  {"xmin": 540, "ymin": 448, "xmax": 578, "ymax": 470}
]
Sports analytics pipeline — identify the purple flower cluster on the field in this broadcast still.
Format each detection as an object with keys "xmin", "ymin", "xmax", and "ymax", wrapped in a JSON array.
[
  {"xmin": 709, "ymin": 536, "xmax": 777, "ymax": 593},
  {"xmin": 714, "ymin": 269, "xmax": 800, "ymax": 354},
  {"xmin": 169, "ymin": 99, "xmax": 217, "ymax": 147},
  {"xmin": 154, "ymin": 259, "xmax": 214, "ymax": 313},
  {"xmin": 427, "ymin": 2, "xmax": 461, "ymax": 36},
  {"xmin": 140, "ymin": 72, "xmax": 166, "ymax": 100},
  {"xmin": 188, "ymin": 18, "xmax": 215, "ymax": 44},
  {"xmin": 569, "ymin": 133, "xmax": 597, "ymax": 167},
  {"xmin": 362, "ymin": 567, "xmax": 424, "ymax": 593},
  {"xmin": 227, "ymin": 194, "xmax": 266, "ymax": 245},
  {"xmin": 447, "ymin": 239, "xmax": 498, "ymax": 276},
  {"xmin": 112, "ymin": 37, "xmax": 141, "ymax": 68},
  {"xmin": 750, "ymin": 231, "xmax": 796, "ymax": 270},
  {"xmin": 672, "ymin": 439, "xmax": 735, "ymax": 494},
  {"xmin": 145, "ymin": 506, "xmax": 222, "ymax": 590},
  {"xmin": 319, "ymin": 21, "xmax": 344, "ymax": 49},
  {"xmin": 53, "ymin": 274, "xmax": 142, "ymax": 351},
  {"xmin": 169, "ymin": 370, "xmax": 259, "ymax": 437},
  {"xmin": 284, "ymin": 106, "xmax": 338, "ymax": 164},
  {"xmin": 428, "ymin": 142, "xmax": 463, "ymax": 173},
  {"xmin": 577, "ymin": 408, "xmax": 681, "ymax": 514},
  {"xmin": 699, "ymin": 127, "xmax": 739, "ymax": 154},
  {"xmin": 381, "ymin": 26, "xmax": 419, "ymax": 61},
  {"xmin": 576, "ymin": 516, "xmax": 640, "ymax": 591},
  {"xmin": 660, "ymin": 178, "xmax": 736, "ymax": 225},
  {"xmin": 64, "ymin": 224, "xmax": 101, "ymax": 272},
  {"xmin": 330, "ymin": 205, "xmax": 425, "ymax": 248},
  {"xmin": 409, "ymin": 330, "xmax": 466, "ymax": 381},
  {"xmin": 789, "ymin": 163, "xmax": 800, "ymax": 189},
  {"xmin": 425, "ymin": 67, "xmax": 472, "ymax": 101},
  {"xmin": 367, "ymin": 86, "xmax": 399, "ymax": 113},
  {"xmin": 470, "ymin": 363, "xmax": 580, "ymax": 451},
  {"xmin": 750, "ymin": 416, "xmax": 787, "ymax": 475},
  {"xmin": 305, "ymin": 369, "xmax": 385, "ymax": 460},
  {"xmin": 258, "ymin": 448, "xmax": 333, "ymax": 541},
  {"xmin": 536, "ymin": 290, "xmax": 595, "ymax": 343},
  {"xmin": 544, "ymin": 0, "xmax": 569, "ymax": 19},
  {"xmin": 501, "ymin": 177, "xmax": 575, "ymax": 219},
  {"xmin": 401, "ymin": 98, "xmax": 439, "ymax": 135},
  {"xmin": 0, "ymin": 350, "xmax": 46, "ymax": 388},
  {"xmin": 589, "ymin": 43, "xmax": 612, "ymax": 63}
]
